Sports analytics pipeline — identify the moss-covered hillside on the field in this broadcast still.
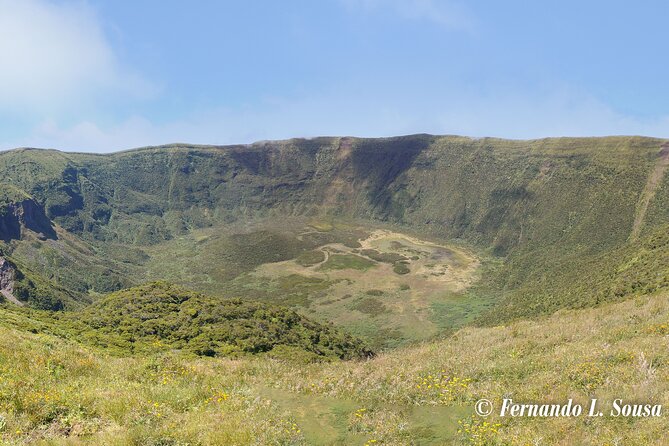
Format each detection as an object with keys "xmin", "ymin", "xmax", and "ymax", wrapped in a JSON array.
[
  {"xmin": 0, "ymin": 282, "xmax": 371, "ymax": 361},
  {"xmin": 1, "ymin": 135, "xmax": 667, "ymax": 323}
]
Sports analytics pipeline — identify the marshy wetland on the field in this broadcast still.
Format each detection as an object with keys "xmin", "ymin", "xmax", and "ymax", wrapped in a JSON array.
[{"xmin": 144, "ymin": 219, "xmax": 492, "ymax": 349}]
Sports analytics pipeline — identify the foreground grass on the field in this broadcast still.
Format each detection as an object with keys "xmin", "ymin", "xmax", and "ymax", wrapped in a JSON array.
[{"xmin": 2, "ymin": 290, "xmax": 669, "ymax": 444}]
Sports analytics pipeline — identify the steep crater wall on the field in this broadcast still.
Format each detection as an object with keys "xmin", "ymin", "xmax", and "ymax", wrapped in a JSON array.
[{"xmin": 1, "ymin": 135, "xmax": 668, "ymax": 319}]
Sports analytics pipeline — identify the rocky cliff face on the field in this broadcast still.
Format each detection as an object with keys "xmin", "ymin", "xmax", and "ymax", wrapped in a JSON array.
[
  {"xmin": 2, "ymin": 136, "xmax": 668, "ymax": 251},
  {"xmin": 0, "ymin": 257, "xmax": 14, "ymax": 290},
  {"xmin": 0, "ymin": 257, "xmax": 23, "ymax": 305},
  {"xmin": 0, "ymin": 199, "xmax": 57, "ymax": 242}
]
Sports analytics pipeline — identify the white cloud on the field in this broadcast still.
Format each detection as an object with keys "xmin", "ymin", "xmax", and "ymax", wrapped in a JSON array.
[
  {"xmin": 341, "ymin": 0, "xmax": 476, "ymax": 31},
  {"xmin": 3, "ymin": 92, "xmax": 424, "ymax": 152},
  {"xmin": 0, "ymin": 0, "xmax": 154, "ymax": 114},
  {"xmin": 6, "ymin": 83, "xmax": 668, "ymax": 154}
]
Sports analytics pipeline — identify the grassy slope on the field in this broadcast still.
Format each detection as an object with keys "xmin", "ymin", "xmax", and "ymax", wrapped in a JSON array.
[
  {"xmin": 480, "ymin": 222, "xmax": 669, "ymax": 324},
  {"xmin": 0, "ymin": 230, "xmax": 135, "ymax": 310},
  {"xmin": 0, "ymin": 289, "xmax": 668, "ymax": 444}
]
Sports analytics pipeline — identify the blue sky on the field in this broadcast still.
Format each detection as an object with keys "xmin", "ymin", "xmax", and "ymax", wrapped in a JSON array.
[{"xmin": 1, "ymin": 0, "xmax": 668, "ymax": 152}]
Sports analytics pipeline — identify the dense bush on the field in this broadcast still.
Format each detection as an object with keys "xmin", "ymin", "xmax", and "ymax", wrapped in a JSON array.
[{"xmin": 65, "ymin": 282, "xmax": 373, "ymax": 360}]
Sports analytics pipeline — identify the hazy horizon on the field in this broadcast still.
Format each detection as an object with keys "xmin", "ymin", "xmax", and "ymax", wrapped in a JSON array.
[
  {"xmin": 2, "ymin": 0, "xmax": 668, "ymax": 152},
  {"xmin": 3, "ymin": 132, "xmax": 668, "ymax": 156}
]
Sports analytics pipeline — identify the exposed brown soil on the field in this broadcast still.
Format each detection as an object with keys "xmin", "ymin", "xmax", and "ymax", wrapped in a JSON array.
[
  {"xmin": 0, "ymin": 257, "xmax": 23, "ymax": 306},
  {"xmin": 630, "ymin": 143, "xmax": 669, "ymax": 241}
]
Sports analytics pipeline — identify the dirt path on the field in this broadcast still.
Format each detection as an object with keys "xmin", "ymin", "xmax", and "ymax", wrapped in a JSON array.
[
  {"xmin": 314, "ymin": 248, "xmax": 330, "ymax": 267},
  {"xmin": 630, "ymin": 143, "xmax": 669, "ymax": 241}
]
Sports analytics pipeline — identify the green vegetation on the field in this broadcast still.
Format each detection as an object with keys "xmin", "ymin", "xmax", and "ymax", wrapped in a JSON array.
[
  {"xmin": 318, "ymin": 254, "xmax": 376, "ymax": 271},
  {"xmin": 0, "ymin": 287, "xmax": 667, "ymax": 444},
  {"xmin": 352, "ymin": 297, "xmax": 388, "ymax": 317},
  {"xmin": 0, "ymin": 253, "xmax": 83, "ymax": 310},
  {"xmin": 0, "ymin": 135, "xmax": 668, "ymax": 443},
  {"xmin": 274, "ymin": 274, "xmax": 336, "ymax": 307},
  {"xmin": 0, "ymin": 183, "xmax": 31, "ymax": 207},
  {"xmin": 1, "ymin": 135, "xmax": 667, "ymax": 324},
  {"xmin": 295, "ymin": 249, "xmax": 326, "ymax": 267},
  {"xmin": 483, "ymin": 223, "xmax": 669, "ymax": 324},
  {"xmin": 59, "ymin": 282, "xmax": 371, "ymax": 360},
  {"xmin": 209, "ymin": 230, "xmax": 310, "ymax": 280},
  {"xmin": 359, "ymin": 248, "xmax": 407, "ymax": 264},
  {"xmin": 392, "ymin": 262, "xmax": 410, "ymax": 275},
  {"xmin": 308, "ymin": 220, "xmax": 334, "ymax": 232}
]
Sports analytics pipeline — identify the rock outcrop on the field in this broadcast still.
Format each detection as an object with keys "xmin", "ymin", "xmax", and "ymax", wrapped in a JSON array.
[
  {"xmin": 0, "ymin": 199, "xmax": 57, "ymax": 242},
  {"xmin": 0, "ymin": 257, "xmax": 23, "ymax": 306}
]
